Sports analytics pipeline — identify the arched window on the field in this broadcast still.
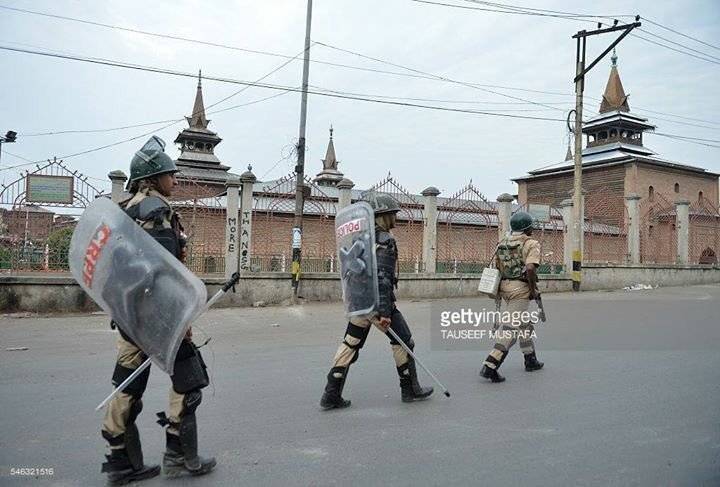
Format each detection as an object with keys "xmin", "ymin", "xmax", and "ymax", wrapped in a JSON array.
[
  {"xmin": 648, "ymin": 186, "xmax": 654, "ymax": 201},
  {"xmin": 699, "ymin": 191, "xmax": 704, "ymax": 202},
  {"xmin": 674, "ymin": 183, "xmax": 680, "ymax": 193}
]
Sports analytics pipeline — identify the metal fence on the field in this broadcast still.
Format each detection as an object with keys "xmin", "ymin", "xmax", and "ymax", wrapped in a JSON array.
[
  {"xmin": 639, "ymin": 192, "xmax": 677, "ymax": 264},
  {"xmin": 361, "ymin": 174, "xmax": 425, "ymax": 272},
  {"xmin": 0, "ymin": 159, "xmax": 103, "ymax": 274},
  {"xmin": 173, "ymin": 178, "xmax": 227, "ymax": 276},
  {"xmin": 252, "ymin": 174, "xmax": 337, "ymax": 273},
  {"xmin": 583, "ymin": 190, "xmax": 629, "ymax": 264},
  {"xmin": 436, "ymin": 183, "xmax": 497, "ymax": 274},
  {"xmin": 689, "ymin": 197, "xmax": 720, "ymax": 264},
  {"xmin": 517, "ymin": 203, "xmax": 566, "ymax": 274}
]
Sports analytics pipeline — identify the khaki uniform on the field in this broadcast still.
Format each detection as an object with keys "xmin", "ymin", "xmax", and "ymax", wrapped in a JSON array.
[
  {"xmin": 483, "ymin": 233, "xmax": 541, "ymax": 370},
  {"xmin": 101, "ymin": 189, "xmax": 190, "ymax": 449}
]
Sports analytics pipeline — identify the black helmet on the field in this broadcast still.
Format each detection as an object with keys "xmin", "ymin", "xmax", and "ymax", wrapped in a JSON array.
[
  {"xmin": 368, "ymin": 193, "xmax": 400, "ymax": 215},
  {"xmin": 127, "ymin": 136, "xmax": 178, "ymax": 188},
  {"xmin": 510, "ymin": 211, "xmax": 534, "ymax": 232}
]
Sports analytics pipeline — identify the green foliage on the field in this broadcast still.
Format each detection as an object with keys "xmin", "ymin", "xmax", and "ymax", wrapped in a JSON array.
[
  {"xmin": 0, "ymin": 246, "xmax": 12, "ymax": 270},
  {"xmin": 46, "ymin": 227, "xmax": 74, "ymax": 270}
]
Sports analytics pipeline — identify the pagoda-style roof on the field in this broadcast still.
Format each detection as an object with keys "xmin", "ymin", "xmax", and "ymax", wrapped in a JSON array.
[
  {"xmin": 314, "ymin": 126, "xmax": 345, "ymax": 187},
  {"xmin": 173, "ymin": 71, "xmax": 231, "ymax": 186}
]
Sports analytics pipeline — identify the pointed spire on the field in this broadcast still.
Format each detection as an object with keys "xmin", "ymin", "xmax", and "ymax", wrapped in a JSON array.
[
  {"xmin": 322, "ymin": 125, "xmax": 338, "ymax": 170},
  {"xmin": 599, "ymin": 50, "xmax": 630, "ymax": 113},
  {"xmin": 187, "ymin": 69, "xmax": 209, "ymax": 129}
]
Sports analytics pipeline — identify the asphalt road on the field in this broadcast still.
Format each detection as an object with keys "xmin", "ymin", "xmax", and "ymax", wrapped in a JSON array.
[{"xmin": 1, "ymin": 284, "xmax": 719, "ymax": 486}]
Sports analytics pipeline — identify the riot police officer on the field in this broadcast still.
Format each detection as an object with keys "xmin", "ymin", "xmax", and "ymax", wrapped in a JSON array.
[
  {"xmin": 321, "ymin": 194, "xmax": 434, "ymax": 409},
  {"xmin": 480, "ymin": 211, "xmax": 545, "ymax": 383},
  {"xmin": 100, "ymin": 136, "xmax": 215, "ymax": 484}
]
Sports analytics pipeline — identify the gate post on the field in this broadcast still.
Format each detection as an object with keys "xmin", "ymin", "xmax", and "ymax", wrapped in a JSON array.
[
  {"xmin": 625, "ymin": 194, "xmax": 641, "ymax": 264},
  {"xmin": 496, "ymin": 193, "xmax": 514, "ymax": 240},
  {"xmin": 225, "ymin": 175, "xmax": 241, "ymax": 278},
  {"xmin": 421, "ymin": 186, "xmax": 440, "ymax": 274},
  {"xmin": 108, "ymin": 170, "xmax": 127, "ymax": 203},
  {"xmin": 675, "ymin": 199, "xmax": 690, "ymax": 265},
  {"xmin": 337, "ymin": 178, "xmax": 354, "ymax": 210},
  {"xmin": 239, "ymin": 166, "xmax": 257, "ymax": 272}
]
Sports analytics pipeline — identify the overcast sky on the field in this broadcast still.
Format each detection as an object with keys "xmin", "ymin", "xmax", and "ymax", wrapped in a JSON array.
[{"xmin": 1, "ymin": 0, "xmax": 718, "ymax": 201}]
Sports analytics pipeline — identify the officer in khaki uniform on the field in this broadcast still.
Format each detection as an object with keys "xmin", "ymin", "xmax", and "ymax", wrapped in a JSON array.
[
  {"xmin": 320, "ymin": 195, "xmax": 433, "ymax": 409},
  {"xmin": 101, "ymin": 136, "xmax": 215, "ymax": 485},
  {"xmin": 480, "ymin": 211, "xmax": 544, "ymax": 383}
]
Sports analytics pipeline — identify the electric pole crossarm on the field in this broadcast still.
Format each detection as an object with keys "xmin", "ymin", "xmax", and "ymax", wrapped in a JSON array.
[
  {"xmin": 572, "ymin": 22, "xmax": 640, "ymax": 39},
  {"xmin": 574, "ymin": 23, "xmax": 640, "ymax": 82}
]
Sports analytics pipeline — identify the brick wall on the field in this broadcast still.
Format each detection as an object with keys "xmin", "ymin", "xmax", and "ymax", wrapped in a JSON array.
[{"xmin": 631, "ymin": 164, "xmax": 718, "ymax": 205}]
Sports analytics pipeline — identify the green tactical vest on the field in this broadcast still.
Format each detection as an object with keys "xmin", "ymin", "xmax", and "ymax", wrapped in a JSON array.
[{"xmin": 497, "ymin": 237, "xmax": 526, "ymax": 279}]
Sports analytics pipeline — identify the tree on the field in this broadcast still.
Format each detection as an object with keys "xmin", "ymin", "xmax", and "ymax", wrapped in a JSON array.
[{"xmin": 46, "ymin": 227, "xmax": 75, "ymax": 270}]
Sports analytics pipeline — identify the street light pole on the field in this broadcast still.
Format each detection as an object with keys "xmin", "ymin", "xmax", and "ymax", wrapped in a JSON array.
[{"xmin": 570, "ymin": 20, "xmax": 640, "ymax": 292}]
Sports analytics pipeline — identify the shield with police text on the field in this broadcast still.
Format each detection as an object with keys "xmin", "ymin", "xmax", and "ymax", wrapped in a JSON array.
[
  {"xmin": 69, "ymin": 197, "xmax": 207, "ymax": 374},
  {"xmin": 335, "ymin": 202, "xmax": 379, "ymax": 317}
]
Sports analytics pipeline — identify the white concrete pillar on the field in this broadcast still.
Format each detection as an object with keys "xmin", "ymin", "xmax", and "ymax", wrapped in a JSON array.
[
  {"xmin": 675, "ymin": 199, "xmax": 690, "ymax": 265},
  {"xmin": 239, "ymin": 166, "xmax": 257, "ymax": 273},
  {"xmin": 224, "ymin": 175, "xmax": 241, "ymax": 278},
  {"xmin": 421, "ymin": 186, "xmax": 440, "ymax": 273},
  {"xmin": 496, "ymin": 193, "xmax": 514, "ymax": 240},
  {"xmin": 625, "ymin": 193, "xmax": 641, "ymax": 264},
  {"xmin": 108, "ymin": 170, "xmax": 127, "ymax": 203},
  {"xmin": 558, "ymin": 198, "xmax": 574, "ymax": 274},
  {"xmin": 337, "ymin": 178, "xmax": 354, "ymax": 210}
]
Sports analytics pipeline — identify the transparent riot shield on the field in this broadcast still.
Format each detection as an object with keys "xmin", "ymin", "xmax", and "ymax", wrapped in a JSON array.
[
  {"xmin": 69, "ymin": 197, "xmax": 207, "ymax": 374},
  {"xmin": 335, "ymin": 202, "xmax": 379, "ymax": 317}
]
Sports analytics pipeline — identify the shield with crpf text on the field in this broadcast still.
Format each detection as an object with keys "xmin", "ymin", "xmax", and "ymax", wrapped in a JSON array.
[
  {"xmin": 69, "ymin": 197, "xmax": 207, "ymax": 374},
  {"xmin": 335, "ymin": 201, "xmax": 379, "ymax": 317}
]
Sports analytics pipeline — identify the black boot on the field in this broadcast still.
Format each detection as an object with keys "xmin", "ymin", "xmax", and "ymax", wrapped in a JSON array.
[
  {"xmin": 524, "ymin": 352, "xmax": 544, "ymax": 372},
  {"xmin": 161, "ymin": 417, "xmax": 216, "ymax": 477},
  {"xmin": 321, "ymin": 366, "xmax": 351, "ymax": 410},
  {"xmin": 101, "ymin": 449, "xmax": 160, "ymax": 486},
  {"xmin": 101, "ymin": 426, "xmax": 160, "ymax": 485},
  {"xmin": 398, "ymin": 358, "xmax": 434, "ymax": 402},
  {"xmin": 480, "ymin": 365, "xmax": 506, "ymax": 383}
]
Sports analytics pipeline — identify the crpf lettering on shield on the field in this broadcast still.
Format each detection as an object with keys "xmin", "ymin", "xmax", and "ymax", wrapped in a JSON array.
[
  {"xmin": 336, "ymin": 218, "xmax": 365, "ymax": 238},
  {"xmin": 83, "ymin": 224, "xmax": 112, "ymax": 288}
]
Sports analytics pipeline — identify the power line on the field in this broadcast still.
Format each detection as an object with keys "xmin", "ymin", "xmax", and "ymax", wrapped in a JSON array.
[
  {"xmin": 630, "ymin": 30, "xmax": 720, "ymax": 66},
  {"xmin": 0, "ymin": 4, "xmax": 586, "ymax": 96},
  {"xmin": 418, "ymin": 0, "xmax": 720, "ymax": 66},
  {"xmin": 1, "ymin": 47, "xmax": 306, "ymax": 169},
  {"xmin": 0, "ymin": 4, "xmax": 496, "ymax": 84},
  {"xmin": 635, "ymin": 27, "xmax": 720, "ymax": 62},
  {"xmin": 2, "ymin": 44, "xmax": 717, "ymax": 163},
  {"xmin": 314, "ymin": 41, "xmax": 567, "ymax": 112},
  {"xmin": 641, "ymin": 16, "xmax": 720, "ymax": 52},
  {"xmin": 0, "ymin": 44, "xmax": 573, "ymax": 122}
]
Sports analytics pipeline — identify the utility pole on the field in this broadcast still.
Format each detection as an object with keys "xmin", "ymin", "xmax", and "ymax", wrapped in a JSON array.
[
  {"xmin": 571, "ymin": 18, "xmax": 640, "ymax": 292},
  {"xmin": 291, "ymin": 0, "xmax": 313, "ymax": 297}
]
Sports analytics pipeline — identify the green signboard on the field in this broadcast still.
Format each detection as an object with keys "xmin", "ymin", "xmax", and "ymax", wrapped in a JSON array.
[{"xmin": 26, "ymin": 175, "xmax": 74, "ymax": 205}]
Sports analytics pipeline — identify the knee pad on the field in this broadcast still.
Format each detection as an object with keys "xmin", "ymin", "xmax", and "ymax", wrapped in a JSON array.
[
  {"xmin": 127, "ymin": 398, "xmax": 143, "ymax": 424},
  {"xmin": 181, "ymin": 390, "xmax": 203, "ymax": 416},
  {"xmin": 112, "ymin": 363, "xmax": 150, "ymax": 399},
  {"xmin": 343, "ymin": 322, "xmax": 370, "ymax": 365},
  {"xmin": 171, "ymin": 341, "xmax": 209, "ymax": 394}
]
